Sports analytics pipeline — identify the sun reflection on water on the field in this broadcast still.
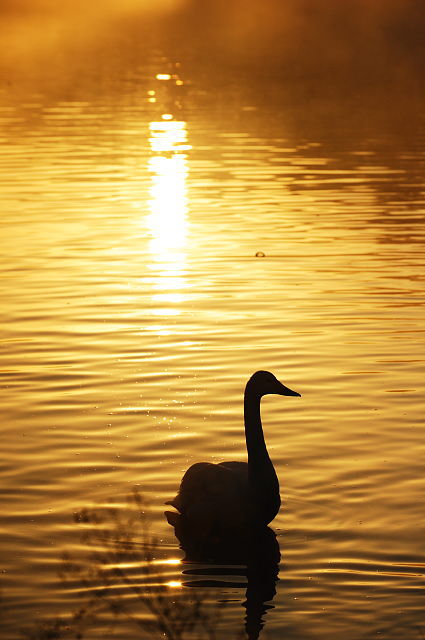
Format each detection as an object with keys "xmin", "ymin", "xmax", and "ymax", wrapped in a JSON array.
[
  {"xmin": 147, "ymin": 117, "xmax": 191, "ymax": 315},
  {"xmin": 166, "ymin": 580, "xmax": 183, "ymax": 588},
  {"xmin": 159, "ymin": 557, "xmax": 182, "ymax": 566}
]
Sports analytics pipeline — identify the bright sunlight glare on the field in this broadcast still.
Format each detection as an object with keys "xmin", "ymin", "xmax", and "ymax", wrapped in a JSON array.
[{"xmin": 147, "ymin": 120, "xmax": 190, "ymax": 257}]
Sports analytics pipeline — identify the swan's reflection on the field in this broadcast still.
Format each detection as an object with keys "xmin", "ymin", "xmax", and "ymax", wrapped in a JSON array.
[{"xmin": 166, "ymin": 514, "xmax": 280, "ymax": 640}]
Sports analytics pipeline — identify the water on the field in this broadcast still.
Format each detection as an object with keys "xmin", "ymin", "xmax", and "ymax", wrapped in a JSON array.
[{"xmin": 0, "ymin": 53, "xmax": 424, "ymax": 640}]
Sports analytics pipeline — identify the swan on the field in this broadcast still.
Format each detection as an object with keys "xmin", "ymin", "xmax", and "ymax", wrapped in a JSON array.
[{"xmin": 165, "ymin": 371, "xmax": 300, "ymax": 543}]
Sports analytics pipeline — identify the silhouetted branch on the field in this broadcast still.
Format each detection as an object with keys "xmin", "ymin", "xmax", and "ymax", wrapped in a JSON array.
[{"xmin": 23, "ymin": 489, "xmax": 223, "ymax": 640}]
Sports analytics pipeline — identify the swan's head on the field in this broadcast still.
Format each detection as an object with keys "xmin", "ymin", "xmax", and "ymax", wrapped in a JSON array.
[{"xmin": 248, "ymin": 370, "xmax": 301, "ymax": 398}]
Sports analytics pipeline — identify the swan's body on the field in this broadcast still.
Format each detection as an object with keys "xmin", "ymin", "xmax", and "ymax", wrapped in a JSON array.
[{"xmin": 165, "ymin": 371, "xmax": 300, "ymax": 542}]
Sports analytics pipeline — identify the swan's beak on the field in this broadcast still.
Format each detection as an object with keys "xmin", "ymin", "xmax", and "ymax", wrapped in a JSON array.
[{"xmin": 277, "ymin": 383, "xmax": 301, "ymax": 397}]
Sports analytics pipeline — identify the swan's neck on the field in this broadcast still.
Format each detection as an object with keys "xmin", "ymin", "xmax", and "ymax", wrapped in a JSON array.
[
  {"xmin": 244, "ymin": 391, "xmax": 268, "ymax": 464},
  {"xmin": 244, "ymin": 388, "xmax": 280, "ymax": 524}
]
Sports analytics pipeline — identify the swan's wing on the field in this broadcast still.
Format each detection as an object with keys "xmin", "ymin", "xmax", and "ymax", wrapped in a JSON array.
[
  {"xmin": 218, "ymin": 461, "xmax": 248, "ymax": 475},
  {"xmin": 164, "ymin": 510, "xmax": 180, "ymax": 527},
  {"xmin": 179, "ymin": 462, "xmax": 248, "ymax": 500},
  {"xmin": 170, "ymin": 462, "xmax": 249, "ymax": 533},
  {"xmin": 166, "ymin": 463, "xmax": 216, "ymax": 511},
  {"xmin": 165, "ymin": 496, "xmax": 180, "ymax": 510}
]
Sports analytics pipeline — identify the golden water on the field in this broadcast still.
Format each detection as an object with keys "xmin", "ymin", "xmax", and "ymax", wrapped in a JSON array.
[{"xmin": 1, "ymin": 60, "xmax": 424, "ymax": 639}]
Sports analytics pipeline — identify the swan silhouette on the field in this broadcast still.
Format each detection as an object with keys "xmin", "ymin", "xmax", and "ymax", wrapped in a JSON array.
[{"xmin": 165, "ymin": 371, "xmax": 300, "ymax": 547}]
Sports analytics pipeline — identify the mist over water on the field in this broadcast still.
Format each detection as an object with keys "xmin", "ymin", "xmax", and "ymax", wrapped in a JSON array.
[
  {"xmin": 0, "ymin": 3, "xmax": 424, "ymax": 639},
  {"xmin": 2, "ymin": 0, "xmax": 425, "ymax": 92}
]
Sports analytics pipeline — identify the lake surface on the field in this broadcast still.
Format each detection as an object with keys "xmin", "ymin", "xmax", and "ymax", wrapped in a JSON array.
[{"xmin": 1, "ymin": 53, "xmax": 424, "ymax": 640}]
